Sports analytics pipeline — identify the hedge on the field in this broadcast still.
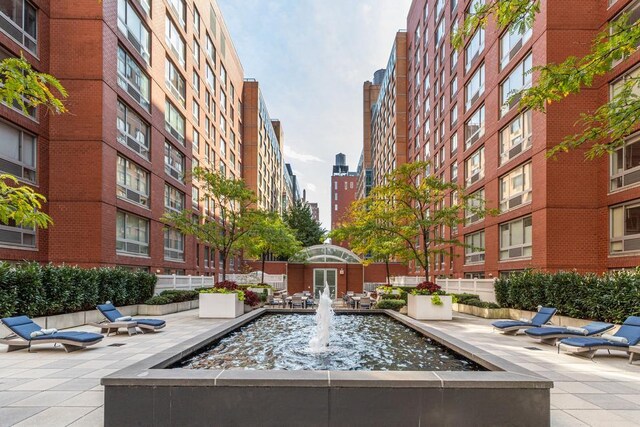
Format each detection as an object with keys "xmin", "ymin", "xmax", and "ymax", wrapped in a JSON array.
[
  {"xmin": 494, "ymin": 270, "xmax": 640, "ymax": 323},
  {"xmin": 0, "ymin": 262, "xmax": 156, "ymax": 318},
  {"xmin": 375, "ymin": 299, "xmax": 406, "ymax": 311}
]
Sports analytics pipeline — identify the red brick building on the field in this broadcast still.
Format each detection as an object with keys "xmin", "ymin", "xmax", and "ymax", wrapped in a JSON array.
[
  {"xmin": 0, "ymin": 0, "xmax": 251, "ymax": 275},
  {"xmin": 373, "ymin": 0, "xmax": 640, "ymax": 278},
  {"xmin": 330, "ymin": 153, "xmax": 357, "ymax": 245}
]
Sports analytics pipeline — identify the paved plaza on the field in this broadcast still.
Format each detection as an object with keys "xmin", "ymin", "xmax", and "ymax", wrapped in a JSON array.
[{"xmin": 0, "ymin": 310, "xmax": 638, "ymax": 426}]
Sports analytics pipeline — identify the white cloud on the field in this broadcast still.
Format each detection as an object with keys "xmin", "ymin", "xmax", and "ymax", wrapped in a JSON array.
[
  {"xmin": 283, "ymin": 145, "xmax": 324, "ymax": 164},
  {"xmin": 306, "ymin": 183, "xmax": 317, "ymax": 192}
]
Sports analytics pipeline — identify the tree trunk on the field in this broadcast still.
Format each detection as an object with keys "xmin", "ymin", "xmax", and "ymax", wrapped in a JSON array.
[
  {"xmin": 423, "ymin": 231, "xmax": 430, "ymax": 282},
  {"xmin": 385, "ymin": 258, "xmax": 390, "ymax": 285},
  {"xmin": 261, "ymin": 253, "xmax": 266, "ymax": 284},
  {"xmin": 221, "ymin": 252, "xmax": 227, "ymax": 282}
]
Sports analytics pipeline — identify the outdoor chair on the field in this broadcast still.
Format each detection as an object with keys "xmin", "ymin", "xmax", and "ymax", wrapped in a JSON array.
[
  {"xmin": 359, "ymin": 297, "xmax": 372, "ymax": 309},
  {"xmin": 0, "ymin": 316, "xmax": 103, "ymax": 352},
  {"xmin": 491, "ymin": 307, "xmax": 557, "ymax": 335},
  {"xmin": 92, "ymin": 303, "xmax": 166, "ymax": 336},
  {"xmin": 558, "ymin": 316, "xmax": 640, "ymax": 362},
  {"xmin": 524, "ymin": 321, "xmax": 615, "ymax": 346},
  {"xmin": 291, "ymin": 296, "xmax": 304, "ymax": 309}
]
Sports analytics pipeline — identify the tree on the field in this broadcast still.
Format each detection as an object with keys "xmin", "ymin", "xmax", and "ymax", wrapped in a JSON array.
[
  {"xmin": 453, "ymin": 0, "xmax": 640, "ymax": 159},
  {"xmin": 358, "ymin": 161, "xmax": 492, "ymax": 281},
  {"xmin": 0, "ymin": 56, "xmax": 68, "ymax": 229},
  {"xmin": 161, "ymin": 167, "xmax": 261, "ymax": 282},
  {"xmin": 329, "ymin": 197, "xmax": 405, "ymax": 285},
  {"xmin": 283, "ymin": 200, "xmax": 326, "ymax": 247},
  {"xmin": 242, "ymin": 212, "xmax": 302, "ymax": 283}
]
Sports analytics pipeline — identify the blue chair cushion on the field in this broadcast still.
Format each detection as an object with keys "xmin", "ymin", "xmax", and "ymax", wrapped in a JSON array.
[
  {"xmin": 560, "ymin": 337, "xmax": 629, "ymax": 348},
  {"xmin": 1, "ymin": 316, "xmax": 42, "ymax": 340},
  {"xmin": 616, "ymin": 316, "xmax": 640, "ymax": 346},
  {"xmin": 530, "ymin": 307, "xmax": 557, "ymax": 326},
  {"xmin": 135, "ymin": 319, "xmax": 165, "ymax": 328},
  {"xmin": 492, "ymin": 320, "xmax": 530, "ymax": 329},
  {"xmin": 525, "ymin": 322, "xmax": 614, "ymax": 338},
  {"xmin": 32, "ymin": 331, "xmax": 103, "ymax": 343},
  {"xmin": 97, "ymin": 304, "xmax": 124, "ymax": 323}
]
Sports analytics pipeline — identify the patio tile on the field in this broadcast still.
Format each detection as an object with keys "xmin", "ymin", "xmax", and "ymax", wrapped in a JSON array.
[
  {"xmin": 67, "ymin": 407, "xmax": 104, "ymax": 426},
  {"xmin": 49, "ymin": 378, "xmax": 101, "ymax": 391},
  {"xmin": 9, "ymin": 378, "xmax": 71, "ymax": 391},
  {"xmin": 0, "ymin": 391, "xmax": 38, "ymax": 406},
  {"xmin": 589, "ymin": 382, "xmax": 640, "ymax": 394},
  {"xmin": 58, "ymin": 391, "xmax": 103, "ymax": 407},
  {"xmin": 554, "ymin": 382, "xmax": 605, "ymax": 394},
  {"xmin": 79, "ymin": 368, "xmax": 118, "ymax": 379},
  {"xmin": 550, "ymin": 392, "xmax": 600, "ymax": 410},
  {"xmin": 13, "ymin": 406, "xmax": 95, "ymax": 427},
  {"xmin": 6, "ymin": 369, "xmax": 63, "ymax": 379},
  {"xmin": 550, "ymin": 410, "xmax": 588, "ymax": 427},
  {"xmin": 576, "ymin": 393, "xmax": 640, "ymax": 410},
  {"xmin": 608, "ymin": 410, "xmax": 640, "ymax": 423},
  {"xmin": 0, "ymin": 407, "xmax": 46, "ymax": 427},
  {"xmin": 565, "ymin": 409, "xmax": 639, "ymax": 427},
  {"xmin": 9, "ymin": 391, "xmax": 81, "ymax": 407}
]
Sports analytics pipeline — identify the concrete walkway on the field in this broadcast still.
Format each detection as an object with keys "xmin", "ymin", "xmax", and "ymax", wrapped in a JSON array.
[{"xmin": 0, "ymin": 309, "xmax": 638, "ymax": 426}]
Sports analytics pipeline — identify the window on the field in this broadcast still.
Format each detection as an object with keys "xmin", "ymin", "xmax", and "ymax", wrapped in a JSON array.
[
  {"xmin": 116, "ymin": 211, "xmax": 149, "ymax": 256},
  {"xmin": 220, "ymin": 90, "xmax": 227, "ymax": 113},
  {"xmin": 164, "ymin": 141, "xmax": 185, "ymax": 182},
  {"xmin": 117, "ymin": 156, "xmax": 149, "ymax": 207},
  {"xmin": 0, "ymin": 120, "xmax": 36, "ymax": 182},
  {"xmin": 220, "ymin": 65, "xmax": 227, "ymax": 90},
  {"xmin": 435, "ymin": 18, "xmax": 445, "ymax": 46},
  {"xmin": 192, "ymin": 186, "xmax": 199, "ymax": 208},
  {"xmin": 206, "ymin": 64, "xmax": 215, "ymax": 91},
  {"xmin": 192, "ymin": 38, "xmax": 200, "ymax": 66},
  {"xmin": 450, "ymin": 132, "xmax": 458, "ymax": 154},
  {"xmin": 612, "ymin": 0, "xmax": 640, "ymax": 67},
  {"xmin": 0, "ymin": 0, "xmax": 37, "ymax": 54},
  {"xmin": 117, "ymin": 0, "xmax": 150, "ymax": 63},
  {"xmin": 192, "ymin": 100, "xmax": 199, "ymax": 124},
  {"xmin": 450, "ymin": 75, "xmax": 458, "ymax": 98},
  {"xmin": 192, "ymin": 129, "xmax": 199, "ymax": 153},
  {"xmin": 464, "ymin": 105, "xmax": 485, "ymax": 149},
  {"xmin": 117, "ymin": 100, "xmax": 150, "ymax": 159},
  {"xmin": 465, "ymin": 63, "xmax": 484, "ymax": 111},
  {"xmin": 465, "ymin": 188, "xmax": 484, "ymax": 224},
  {"xmin": 450, "ymin": 162, "xmax": 458, "ymax": 181},
  {"xmin": 164, "ymin": 183, "xmax": 185, "ymax": 212},
  {"xmin": 164, "ymin": 99, "xmax": 185, "ymax": 144},
  {"xmin": 450, "ymin": 104, "xmax": 458, "ymax": 127},
  {"xmin": 465, "ymin": 231, "xmax": 485, "ymax": 264},
  {"xmin": 500, "ymin": 162, "xmax": 532, "ymax": 211},
  {"xmin": 500, "ymin": 53, "xmax": 532, "ymax": 116},
  {"xmin": 500, "ymin": 26, "xmax": 532, "ymax": 70},
  {"xmin": 220, "ymin": 138, "xmax": 226, "ymax": 157},
  {"xmin": 165, "ymin": 16, "xmax": 185, "ymax": 67},
  {"xmin": 610, "ymin": 200, "xmax": 640, "ymax": 253},
  {"xmin": 167, "ymin": 0, "xmax": 186, "ymax": 28},
  {"xmin": 193, "ymin": 6, "xmax": 200, "ymax": 35},
  {"xmin": 499, "ymin": 109, "xmax": 532, "ymax": 165},
  {"xmin": 192, "ymin": 70, "xmax": 200, "ymax": 97},
  {"xmin": 206, "ymin": 34, "xmax": 216, "ymax": 62},
  {"xmin": 0, "ymin": 219, "xmax": 35, "ymax": 248},
  {"xmin": 611, "ymin": 133, "xmax": 640, "ymax": 191},
  {"xmin": 465, "ymin": 146, "xmax": 484, "ymax": 187},
  {"xmin": 117, "ymin": 46, "xmax": 150, "ymax": 111},
  {"xmin": 164, "ymin": 228, "xmax": 184, "ymax": 261},
  {"xmin": 500, "ymin": 216, "xmax": 532, "ymax": 260},
  {"xmin": 165, "ymin": 58, "xmax": 185, "ymax": 105},
  {"xmin": 465, "ymin": 28, "xmax": 484, "ymax": 72}
]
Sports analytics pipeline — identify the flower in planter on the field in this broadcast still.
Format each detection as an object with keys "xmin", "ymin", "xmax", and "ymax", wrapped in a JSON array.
[
  {"xmin": 411, "ymin": 281, "xmax": 444, "ymax": 296},
  {"xmin": 243, "ymin": 290, "xmax": 260, "ymax": 307}
]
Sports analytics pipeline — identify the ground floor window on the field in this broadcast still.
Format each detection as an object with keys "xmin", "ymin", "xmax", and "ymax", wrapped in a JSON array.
[
  {"xmin": 610, "ymin": 200, "xmax": 640, "ymax": 253},
  {"xmin": 116, "ymin": 210, "xmax": 149, "ymax": 256},
  {"xmin": 0, "ymin": 220, "xmax": 35, "ymax": 248},
  {"xmin": 499, "ymin": 216, "xmax": 532, "ymax": 260}
]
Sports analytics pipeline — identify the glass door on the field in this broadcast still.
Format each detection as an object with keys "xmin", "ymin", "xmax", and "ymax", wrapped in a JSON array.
[{"xmin": 313, "ymin": 269, "xmax": 337, "ymax": 299}]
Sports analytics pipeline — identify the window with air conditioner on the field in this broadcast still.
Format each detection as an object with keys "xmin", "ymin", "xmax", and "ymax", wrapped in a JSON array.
[
  {"xmin": 165, "ymin": 58, "xmax": 185, "ymax": 106},
  {"xmin": 117, "ymin": 0, "xmax": 150, "ymax": 63},
  {"xmin": 116, "ymin": 210, "xmax": 149, "ymax": 256},
  {"xmin": 610, "ymin": 133, "xmax": 640, "ymax": 191},
  {"xmin": 465, "ymin": 188, "xmax": 484, "ymax": 225},
  {"xmin": 500, "ymin": 25, "xmax": 532, "ymax": 70},
  {"xmin": 464, "ymin": 146, "xmax": 484, "ymax": 187},
  {"xmin": 165, "ymin": 15, "xmax": 185, "ymax": 67},
  {"xmin": 500, "ymin": 53, "xmax": 532, "ymax": 117},
  {"xmin": 164, "ymin": 183, "xmax": 185, "ymax": 213},
  {"xmin": 611, "ymin": 0, "xmax": 640, "ymax": 67},
  {"xmin": 465, "ymin": 63, "xmax": 484, "ymax": 111},
  {"xmin": 499, "ymin": 109, "xmax": 532, "ymax": 165},
  {"xmin": 610, "ymin": 200, "xmax": 640, "ymax": 253},
  {"xmin": 164, "ymin": 228, "xmax": 184, "ymax": 261},
  {"xmin": 499, "ymin": 162, "xmax": 532, "ymax": 211},
  {"xmin": 117, "ymin": 46, "xmax": 150, "ymax": 111},
  {"xmin": 499, "ymin": 216, "xmax": 532, "ymax": 260},
  {"xmin": 464, "ymin": 104, "xmax": 485, "ymax": 149},
  {"xmin": 164, "ymin": 98, "xmax": 185, "ymax": 144},
  {"xmin": 465, "ymin": 230, "xmax": 485, "ymax": 264},
  {"xmin": 465, "ymin": 28, "xmax": 484, "ymax": 73},
  {"xmin": 0, "ymin": 119, "xmax": 36, "ymax": 183},
  {"xmin": 117, "ymin": 156, "xmax": 149, "ymax": 207},
  {"xmin": 164, "ymin": 141, "xmax": 185, "ymax": 182},
  {"xmin": 116, "ymin": 100, "xmax": 150, "ymax": 159},
  {"xmin": 0, "ymin": 0, "xmax": 37, "ymax": 54}
]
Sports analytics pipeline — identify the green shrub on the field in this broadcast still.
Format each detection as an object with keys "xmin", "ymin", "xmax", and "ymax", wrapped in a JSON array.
[
  {"xmin": 0, "ymin": 263, "xmax": 157, "ymax": 318},
  {"xmin": 495, "ymin": 269, "xmax": 640, "ymax": 323},
  {"xmin": 460, "ymin": 298, "xmax": 501, "ymax": 309},
  {"xmin": 375, "ymin": 299, "xmax": 406, "ymax": 311},
  {"xmin": 159, "ymin": 290, "xmax": 199, "ymax": 303},
  {"xmin": 145, "ymin": 295, "xmax": 172, "ymax": 305},
  {"xmin": 380, "ymin": 293, "xmax": 404, "ymax": 300},
  {"xmin": 451, "ymin": 293, "xmax": 481, "ymax": 305}
]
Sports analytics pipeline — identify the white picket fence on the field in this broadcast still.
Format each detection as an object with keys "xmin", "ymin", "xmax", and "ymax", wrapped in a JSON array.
[
  {"xmin": 155, "ymin": 272, "xmax": 287, "ymax": 295},
  {"xmin": 436, "ymin": 278, "xmax": 497, "ymax": 303}
]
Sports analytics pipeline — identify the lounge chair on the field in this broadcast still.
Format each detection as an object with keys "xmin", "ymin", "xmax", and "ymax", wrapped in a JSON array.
[
  {"xmin": 524, "ymin": 321, "xmax": 615, "ymax": 345},
  {"xmin": 558, "ymin": 316, "xmax": 640, "ymax": 361},
  {"xmin": 491, "ymin": 307, "xmax": 557, "ymax": 335},
  {"xmin": 92, "ymin": 303, "xmax": 166, "ymax": 336},
  {"xmin": 0, "ymin": 316, "xmax": 103, "ymax": 352}
]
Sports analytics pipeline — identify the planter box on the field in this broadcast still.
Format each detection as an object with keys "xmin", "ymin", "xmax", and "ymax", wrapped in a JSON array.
[
  {"xmin": 453, "ymin": 303, "xmax": 510, "ymax": 319},
  {"xmin": 138, "ymin": 303, "xmax": 178, "ymax": 316},
  {"xmin": 190, "ymin": 300, "xmax": 199, "ymax": 310},
  {"xmin": 407, "ymin": 294, "xmax": 452, "ymax": 320},
  {"xmin": 199, "ymin": 293, "xmax": 243, "ymax": 318},
  {"xmin": 45, "ymin": 311, "xmax": 86, "ymax": 330}
]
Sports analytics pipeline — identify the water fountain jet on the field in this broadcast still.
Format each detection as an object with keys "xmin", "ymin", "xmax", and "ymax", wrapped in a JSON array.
[{"xmin": 308, "ymin": 282, "xmax": 334, "ymax": 353}]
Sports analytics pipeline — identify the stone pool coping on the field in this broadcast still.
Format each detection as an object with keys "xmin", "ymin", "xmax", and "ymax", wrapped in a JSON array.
[{"xmin": 102, "ymin": 308, "xmax": 551, "ymax": 388}]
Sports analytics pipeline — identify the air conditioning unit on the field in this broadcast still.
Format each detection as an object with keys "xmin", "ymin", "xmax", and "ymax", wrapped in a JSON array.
[
  {"xmin": 126, "ymin": 189, "xmax": 141, "ymax": 204},
  {"xmin": 508, "ymin": 195, "xmax": 523, "ymax": 209}
]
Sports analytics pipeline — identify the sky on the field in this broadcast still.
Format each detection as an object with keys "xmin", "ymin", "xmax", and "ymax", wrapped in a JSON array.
[{"xmin": 217, "ymin": 0, "xmax": 412, "ymax": 230}]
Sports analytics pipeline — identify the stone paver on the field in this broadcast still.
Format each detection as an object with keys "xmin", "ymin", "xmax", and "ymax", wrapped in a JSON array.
[{"xmin": 0, "ymin": 309, "xmax": 638, "ymax": 426}]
